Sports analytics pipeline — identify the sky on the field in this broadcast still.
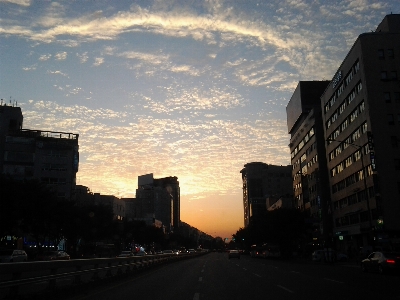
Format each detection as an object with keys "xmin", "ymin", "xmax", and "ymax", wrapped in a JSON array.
[{"xmin": 1, "ymin": 0, "xmax": 399, "ymax": 239}]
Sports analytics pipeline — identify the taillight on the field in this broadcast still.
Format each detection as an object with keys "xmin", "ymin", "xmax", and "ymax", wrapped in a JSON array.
[{"xmin": 386, "ymin": 259, "xmax": 395, "ymax": 264}]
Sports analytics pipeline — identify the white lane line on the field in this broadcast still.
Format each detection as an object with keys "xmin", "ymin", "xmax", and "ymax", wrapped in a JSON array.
[
  {"xmin": 253, "ymin": 273, "xmax": 261, "ymax": 277},
  {"xmin": 243, "ymin": 268, "xmax": 247, "ymax": 271},
  {"xmin": 193, "ymin": 293, "xmax": 200, "ymax": 300},
  {"xmin": 201, "ymin": 269, "xmax": 204, "ymax": 273},
  {"xmin": 236, "ymin": 264, "xmax": 240, "ymax": 266},
  {"xmin": 290, "ymin": 271, "xmax": 300, "ymax": 274},
  {"xmin": 324, "ymin": 278, "xmax": 344, "ymax": 284},
  {"xmin": 199, "ymin": 277, "xmax": 203, "ymax": 282},
  {"xmin": 277, "ymin": 285, "xmax": 294, "ymax": 293}
]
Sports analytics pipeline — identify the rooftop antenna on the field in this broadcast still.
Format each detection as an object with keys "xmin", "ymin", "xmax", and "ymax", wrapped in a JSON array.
[{"xmin": 1, "ymin": 99, "xmax": 3, "ymax": 105}]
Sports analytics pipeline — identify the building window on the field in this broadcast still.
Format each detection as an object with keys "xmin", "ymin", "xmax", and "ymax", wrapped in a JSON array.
[
  {"xmin": 395, "ymin": 92, "xmax": 400, "ymax": 103},
  {"xmin": 354, "ymin": 60, "xmax": 360, "ymax": 73},
  {"xmin": 391, "ymin": 136, "xmax": 398, "ymax": 148},
  {"xmin": 384, "ymin": 92, "xmax": 391, "ymax": 103},
  {"xmin": 378, "ymin": 49, "xmax": 384, "ymax": 59},
  {"xmin": 381, "ymin": 71, "xmax": 387, "ymax": 80},
  {"xmin": 388, "ymin": 114, "xmax": 394, "ymax": 125},
  {"xmin": 387, "ymin": 49, "xmax": 394, "ymax": 58},
  {"xmin": 391, "ymin": 71, "xmax": 398, "ymax": 80},
  {"xmin": 395, "ymin": 159, "xmax": 400, "ymax": 171}
]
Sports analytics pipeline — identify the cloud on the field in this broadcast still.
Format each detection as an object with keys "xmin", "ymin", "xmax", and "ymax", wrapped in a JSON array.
[
  {"xmin": 93, "ymin": 57, "xmax": 104, "ymax": 66},
  {"xmin": 118, "ymin": 51, "xmax": 169, "ymax": 65},
  {"xmin": 55, "ymin": 51, "xmax": 67, "ymax": 60},
  {"xmin": 47, "ymin": 70, "xmax": 68, "ymax": 77},
  {"xmin": 39, "ymin": 54, "xmax": 51, "ymax": 61},
  {"xmin": 76, "ymin": 52, "xmax": 88, "ymax": 63},
  {"xmin": 20, "ymin": 99, "xmax": 289, "ymax": 197},
  {"xmin": 0, "ymin": 0, "xmax": 31, "ymax": 6}
]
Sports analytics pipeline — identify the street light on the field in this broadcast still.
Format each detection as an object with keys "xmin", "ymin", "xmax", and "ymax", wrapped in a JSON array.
[{"xmin": 326, "ymin": 137, "xmax": 374, "ymax": 241}]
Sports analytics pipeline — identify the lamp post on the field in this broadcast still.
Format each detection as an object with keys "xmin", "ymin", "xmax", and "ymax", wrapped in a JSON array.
[{"xmin": 326, "ymin": 137, "xmax": 374, "ymax": 245}]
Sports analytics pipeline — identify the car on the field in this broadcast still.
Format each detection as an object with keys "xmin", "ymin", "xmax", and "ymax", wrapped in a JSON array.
[
  {"xmin": 228, "ymin": 249, "xmax": 240, "ymax": 259},
  {"xmin": 311, "ymin": 249, "xmax": 337, "ymax": 262},
  {"xmin": 36, "ymin": 250, "xmax": 70, "ymax": 261},
  {"xmin": 0, "ymin": 249, "xmax": 28, "ymax": 263},
  {"xmin": 187, "ymin": 249, "xmax": 196, "ymax": 253},
  {"xmin": 336, "ymin": 252, "xmax": 348, "ymax": 262},
  {"xmin": 117, "ymin": 251, "xmax": 133, "ymax": 257},
  {"xmin": 361, "ymin": 251, "xmax": 400, "ymax": 274}
]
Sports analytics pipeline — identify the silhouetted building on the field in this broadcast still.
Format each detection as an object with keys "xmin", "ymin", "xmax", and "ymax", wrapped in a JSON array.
[
  {"xmin": 240, "ymin": 162, "xmax": 292, "ymax": 227},
  {"xmin": 286, "ymin": 81, "xmax": 332, "ymax": 244},
  {"xmin": 322, "ymin": 14, "xmax": 400, "ymax": 251},
  {"xmin": 134, "ymin": 173, "xmax": 180, "ymax": 232},
  {"xmin": 93, "ymin": 193, "xmax": 125, "ymax": 221},
  {"xmin": 0, "ymin": 104, "xmax": 79, "ymax": 200}
]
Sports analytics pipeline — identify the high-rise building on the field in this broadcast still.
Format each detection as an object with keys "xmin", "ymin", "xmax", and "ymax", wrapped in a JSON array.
[
  {"xmin": 240, "ymin": 162, "xmax": 292, "ymax": 227},
  {"xmin": 135, "ymin": 173, "xmax": 180, "ymax": 231},
  {"xmin": 0, "ymin": 104, "xmax": 79, "ymax": 200},
  {"xmin": 286, "ymin": 81, "xmax": 332, "ymax": 244},
  {"xmin": 321, "ymin": 14, "xmax": 400, "ymax": 251}
]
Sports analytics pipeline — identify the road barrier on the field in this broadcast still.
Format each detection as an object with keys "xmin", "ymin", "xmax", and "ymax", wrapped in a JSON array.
[{"xmin": 0, "ymin": 252, "xmax": 205, "ymax": 299}]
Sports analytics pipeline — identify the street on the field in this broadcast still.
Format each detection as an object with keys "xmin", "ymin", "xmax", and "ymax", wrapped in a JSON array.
[{"xmin": 65, "ymin": 252, "xmax": 400, "ymax": 300}]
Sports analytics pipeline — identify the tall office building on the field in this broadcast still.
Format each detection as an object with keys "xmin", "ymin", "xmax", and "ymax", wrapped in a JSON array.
[
  {"xmin": 240, "ymin": 162, "xmax": 292, "ymax": 227},
  {"xmin": 321, "ymin": 14, "xmax": 400, "ymax": 251},
  {"xmin": 0, "ymin": 104, "xmax": 79, "ymax": 200},
  {"xmin": 135, "ymin": 173, "xmax": 180, "ymax": 231},
  {"xmin": 286, "ymin": 81, "xmax": 332, "ymax": 243}
]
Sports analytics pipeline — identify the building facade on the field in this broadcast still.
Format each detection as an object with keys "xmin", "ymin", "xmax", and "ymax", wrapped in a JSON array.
[
  {"xmin": 240, "ymin": 162, "xmax": 292, "ymax": 227},
  {"xmin": 0, "ymin": 105, "xmax": 79, "ymax": 200},
  {"xmin": 321, "ymin": 14, "xmax": 400, "ymax": 251},
  {"xmin": 287, "ymin": 81, "xmax": 333, "ymax": 244},
  {"xmin": 134, "ymin": 173, "xmax": 180, "ymax": 232}
]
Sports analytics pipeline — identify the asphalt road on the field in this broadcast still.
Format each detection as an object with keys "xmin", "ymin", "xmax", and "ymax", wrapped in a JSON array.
[{"xmin": 65, "ymin": 252, "xmax": 400, "ymax": 300}]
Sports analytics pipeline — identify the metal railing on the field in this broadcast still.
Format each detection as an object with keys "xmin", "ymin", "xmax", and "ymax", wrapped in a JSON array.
[{"xmin": 0, "ymin": 252, "xmax": 204, "ymax": 299}]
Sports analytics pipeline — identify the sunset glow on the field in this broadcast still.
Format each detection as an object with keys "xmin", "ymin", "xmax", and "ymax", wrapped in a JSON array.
[{"xmin": 1, "ymin": 0, "xmax": 398, "ymax": 239}]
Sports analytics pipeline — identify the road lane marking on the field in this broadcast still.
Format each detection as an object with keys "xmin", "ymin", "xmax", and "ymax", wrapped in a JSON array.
[
  {"xmin": 277, "ymin": 285, "xmax": 294, "ymax": 293},
  {"xmin": 324, "ymin": 278, "xmax": 344, "ymax": 284},
  {"xmin": 253, "ymin": 273, "xmax": 261, "ymax": 277},
  {"xmin": 199, "ymin": 277, "xmax": 203, "ymax": 282},
  {"xmin": 290, "ymin": 271, "xmax": 300, "ymax": 274},
  {"xmin": 243, "ymin": 268, "xmax": 247, "ymax": 271},
  {"xmin": 193, "ymin": 293, "xmax": 200, "ymax": 300},
  {"xmin": 201, "ymin": 269, "xmax": 204, "ymax": 272}
]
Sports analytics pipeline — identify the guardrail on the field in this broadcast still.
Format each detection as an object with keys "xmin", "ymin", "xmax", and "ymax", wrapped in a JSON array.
[{"xmin": 0, "ymin": 252, "xmax": 205, "ymax": 299}]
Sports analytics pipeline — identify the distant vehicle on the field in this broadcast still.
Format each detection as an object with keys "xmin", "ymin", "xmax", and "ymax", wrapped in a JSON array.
[
  {"xmin": 228, "ymin": 250, "xmax": 240, "ymax": 259},
  {"xmin": 163, "ymin": 250, "xmax": 174, "ymax": 254},
  {"xmin": 173, "ymin": 249, "xmax": 180, "ymax": 255},
  {"xmin": 261, "ymin": 243, "xmax": 281, "ymax": 258},
  {"xmin": 250, "ymin": 245, "xmax": 263, "ymax": 258},
  {"xmin": 336, "ymin": 253, "xmax": 348, "ymax": 262},
  {"xmin": 187, "ymin": 249, "xmax": 196, "ymax": 253},
  {"xmin": 36, "ymin": 251, "xmax": 70, "ymax": 261},
  {"xmin": 312, "ymin": 249, "xmax": 337, "ymax": 262},
  {"xmin": 117, "ymin": 251, "xmax": 133, "ymax": 257},
  {"xmin": 361, "ymin": 252, "xmax": 400, "ymax": 274},
  {"xmin": 0, "ymin": 249, "xmax": 28, "ymax": 263}
]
